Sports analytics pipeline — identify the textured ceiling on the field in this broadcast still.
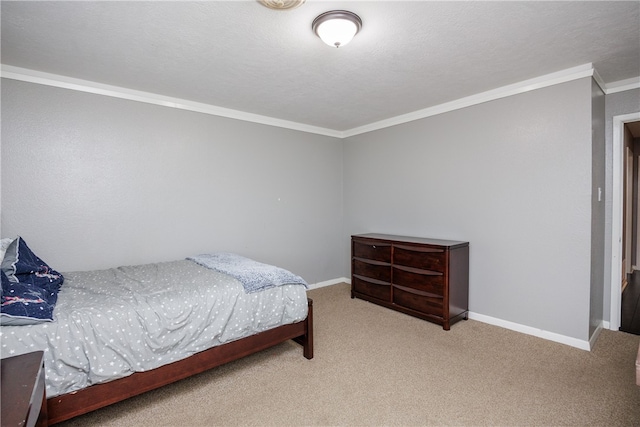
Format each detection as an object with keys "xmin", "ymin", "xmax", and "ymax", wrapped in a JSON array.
[{"xmin": 2, "ymin": 1, "xmax": 639, "ymax": 133}]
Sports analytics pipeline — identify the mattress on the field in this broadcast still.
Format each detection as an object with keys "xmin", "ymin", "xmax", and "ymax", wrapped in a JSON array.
[{"xmin": 0, "ymin": 259, "xmax": 308, "ymax": 397}]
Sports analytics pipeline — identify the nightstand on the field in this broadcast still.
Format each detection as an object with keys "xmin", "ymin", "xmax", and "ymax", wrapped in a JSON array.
[{"xmin": 1, "ymin": 351, "xmax": 47, "ymax": 427}]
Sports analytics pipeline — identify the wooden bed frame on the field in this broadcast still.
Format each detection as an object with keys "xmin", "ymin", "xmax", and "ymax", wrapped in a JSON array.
[{"xmin": 46, "ymin": 298, "xmax": 313, "ymax": 425}]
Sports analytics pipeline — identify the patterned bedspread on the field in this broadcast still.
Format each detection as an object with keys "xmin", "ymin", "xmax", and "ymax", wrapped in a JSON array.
[{"xmin": 0, "ymin": 259, "xmax": 308, "ymax": 398}]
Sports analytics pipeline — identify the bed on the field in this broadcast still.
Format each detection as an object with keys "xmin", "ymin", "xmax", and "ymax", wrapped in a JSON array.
[{"xmin": 0, "ymin": 238, "xmax": 313, "ymax": 425}]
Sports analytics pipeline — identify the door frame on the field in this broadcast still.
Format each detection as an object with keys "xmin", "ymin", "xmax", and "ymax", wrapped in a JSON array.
[{"xmin": 610, "ymin": 112, "xmax": 640, "ymax": 330}]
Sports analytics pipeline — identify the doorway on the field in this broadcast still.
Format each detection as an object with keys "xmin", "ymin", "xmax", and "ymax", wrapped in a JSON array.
[
  {"xmin": 620, "ymin": 120, "xmax": 640, "ymax": 333},
  {"xmin": 611, "ymin": 114, "xmax": 640, "ymax": 333}
]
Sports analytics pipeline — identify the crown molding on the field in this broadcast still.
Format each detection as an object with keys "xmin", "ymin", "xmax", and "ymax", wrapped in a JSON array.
[
  {"xmin": 3, "ymin": 63, "xmax": 635, "ymax": 139},
  {"xmin": 0, "ymin": 65, "xmax": 343, "ymax": 139},
  {"xmin": 605, "ymin": 76, "xmax": 640, "ymax": 94},
  {"xmin": 343, "ymin": 63, "xmax": 597, "ymax": 137},
  {"xmin": 591, "ymin": 67, "xmax": 607, "ymax": 93}
]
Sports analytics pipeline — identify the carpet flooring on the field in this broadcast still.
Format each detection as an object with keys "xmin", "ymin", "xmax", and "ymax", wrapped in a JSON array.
[{"xmin": 56, "ymin": 283, "xmax": 640, "ymax": 426}]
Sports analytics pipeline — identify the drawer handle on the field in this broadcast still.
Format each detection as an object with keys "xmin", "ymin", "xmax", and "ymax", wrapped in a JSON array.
[{"xmin": 373, "ymin": 245, "xmax": 376, "ymax": 248}]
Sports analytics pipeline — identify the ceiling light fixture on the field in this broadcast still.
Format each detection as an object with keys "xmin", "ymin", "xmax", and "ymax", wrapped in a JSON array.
[
  {"xmin": 258, "ymin": 0, "xmax": 305, "ymax": 10},
  {"xmin": 312, "ymin": 10, "xmax": 362, "ymax": 48}
]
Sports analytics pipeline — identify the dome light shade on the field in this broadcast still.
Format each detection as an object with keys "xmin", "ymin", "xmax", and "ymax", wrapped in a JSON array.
[{"xmin": 312, "ymin": 10, "xmax": 362, "ymax": 48}]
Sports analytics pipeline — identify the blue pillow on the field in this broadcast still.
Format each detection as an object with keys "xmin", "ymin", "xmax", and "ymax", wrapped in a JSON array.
[
  {"xmin": 1, "ymin": 236, "xmax": 64, "ymax": 292},
  {"xmin": 1, "ymin": 269, "xmax": 58, "ymax": 325},
  {"xmin": 0, "ymin": 237, "xmax": 64, "ymax": 325}
]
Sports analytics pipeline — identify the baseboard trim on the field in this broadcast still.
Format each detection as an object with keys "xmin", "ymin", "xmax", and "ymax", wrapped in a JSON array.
[
  {"xmin": 308, "ymin": 277, "xmax": 350, "ymax": 290},
  {"xmin": 588, "ymin": 322, "xmax": 604, "ymax": 351},
  {"xmin": 309, "ymin": 280, "xmax": 596, "ymax": 350},
  {"xmin": 468, "ymin": 311, "xmax": 591, "ymax": 351}
]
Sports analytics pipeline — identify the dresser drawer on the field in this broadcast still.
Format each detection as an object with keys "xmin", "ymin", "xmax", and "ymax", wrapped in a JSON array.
[
  {"xmin": 393, "ymin": 245, "xmax": 445, "ymax": 272},
  {"xmin": 393, "ymin": 285, "xmax": 443, "ymax": 317},
  {"xmin": 393, "ymin": 266, "xmax": 443, "ymax": 296},
  {"xmin": 353, "ymin": 258, "xmax": 391, "ymax": 282},
  {"xmin": 353, "ymin": 240, "xmax": 391, "ymax": 262},
  {"xmin": 353, "ymin": 275, "xmax": 391, "ymax": 301}
]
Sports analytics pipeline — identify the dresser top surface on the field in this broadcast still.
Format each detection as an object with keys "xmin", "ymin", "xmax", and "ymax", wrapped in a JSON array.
[{"xmin": 352, "ymin": 233, "xmax": 468, "ymax": 249}]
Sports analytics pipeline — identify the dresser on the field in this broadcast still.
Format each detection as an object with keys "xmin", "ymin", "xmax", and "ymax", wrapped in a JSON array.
[{"xmin": 351, "ymin": 233, "xmax": 469, "ymax": 330}]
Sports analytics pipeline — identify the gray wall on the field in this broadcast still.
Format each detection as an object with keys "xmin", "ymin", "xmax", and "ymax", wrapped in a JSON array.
[
  {"xmin": 1, "ymin": 79, "xmax": 345, "ymax": 284},
  {"xmin": 603, "ymin": 88, "xmax": 640, "ymax": 321},
  {"xmin": 343, "ymin": 78, "xmax": 594, "ymax": 341},
  {"xmin": 2, "ymin": 75, "xmax": 622, "ymax": 344},
  {"xmin": 590, "ymin": 79, "xmax": 605, "ymax": 336}
]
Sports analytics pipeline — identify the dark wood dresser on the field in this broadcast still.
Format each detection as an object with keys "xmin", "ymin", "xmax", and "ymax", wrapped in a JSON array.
[{"xmin": 351, "ymin": 233, "xmax": 469, "ymax": 330}]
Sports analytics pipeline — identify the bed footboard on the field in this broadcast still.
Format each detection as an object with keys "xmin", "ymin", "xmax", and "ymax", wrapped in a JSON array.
[{"xmin": 47, "ymin": 298, "xmax": 313, "ymax": 425}]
